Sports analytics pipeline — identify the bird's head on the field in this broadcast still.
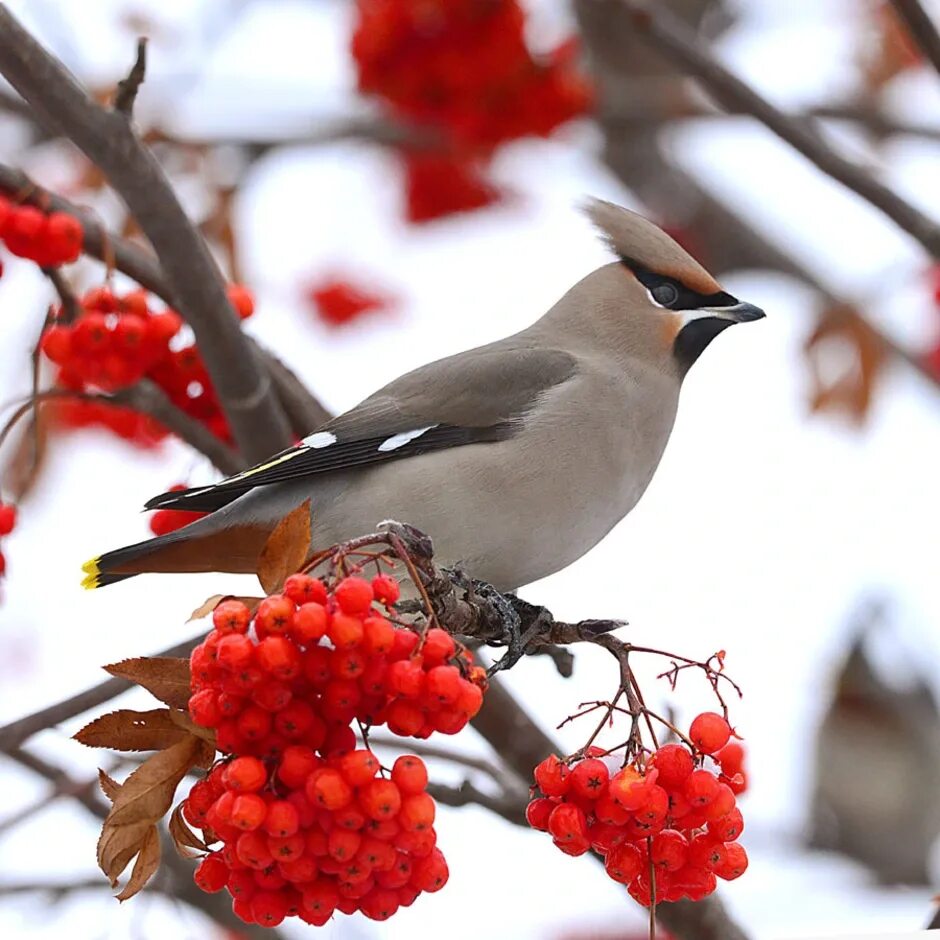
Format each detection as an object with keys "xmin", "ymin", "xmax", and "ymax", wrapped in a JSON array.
[{"xmin": 583, "ymin": 198, "xmax": 765, "ymax": 374}]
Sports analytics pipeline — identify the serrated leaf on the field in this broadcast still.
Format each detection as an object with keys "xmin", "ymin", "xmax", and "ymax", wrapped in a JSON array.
[
  {"xmin": 75, "ymin": 709, "xmax": 187, "ymax": 752},
  {"xmin": 257, "ymin": 498, "xmax": 312, "ymax": 594},
  {"xmin": 169, "ymin": 803, "xmax": 208, "ymax": 858},
  {"xmin": 104, "ymin": 657, "xmax": 191, "ymax": 709},
  {"xmin": 99, "ymin": 769, "xmax": 122, "ymax": 803},
  {"xmin": 115, "ymin": 824, "xmax": 160, "ymax": 901},
  {"xmin": 107, "ymin": 735, "xmax": 203, "ymax": 827}
]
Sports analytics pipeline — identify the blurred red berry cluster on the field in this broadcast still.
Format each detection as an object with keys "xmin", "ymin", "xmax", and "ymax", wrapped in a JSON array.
[
  {"xmin": 351, "ymin": 0, "xmax": 592, "ymax": 222},
  {"xmin": 306, "ymin": 278, "xmax": 393, "ymax": 328},
  {"xmin": 40, "ymin": 284, "xmax": 253, "ymax": 447},
  {"xmin": 526, "ymin": 713, "xmax": 748, "ymax": 907},
  {"xmin": 148, "ymin": 484, "xmax": 209, "ymax": 536},
  {"xmin": 926, "ymin": 264, "xmax": 940, "ymax": 376},
  {"xmin": 183, "ymin": 573, "xmax": 486, "ymax": 926},
  {"xmin": 0, "ymin": 196, "xmax": 83, "ymax": 267}
]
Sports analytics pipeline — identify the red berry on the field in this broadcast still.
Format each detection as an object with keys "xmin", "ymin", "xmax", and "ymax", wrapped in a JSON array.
[
  {"xmin": 264, "ymin": 800, "xmax": 300, "ymax": 837},
  {"xmin": 689, "ymin": 712, "xmax": 732, "ymax": 754},
  {"xmin": 525, "ymin": 797, "xmax": 554, "ymax": 831},
  {"xmin": 217, "ymin": 633, "xmax": 255, "ymax": 671},
  {"xmin": 684, "ymin": 769, "xmax": 720, "ymax": 808},
  {"xmin": 257, "ymin": 636, "xmax": 302, "ymax": 678},
  {"xmin": 715, "ymin": 740, "xmax": 745, "ymax": 775},
  {"xmin": 425, "ymin": 665, "xmax": 461, "ymax": 705},
  {"xmin": 371, "ymin": 574, "xmax": 400, "ymax": 605},
  {"xmin": 547, "ymin": 803, "xmax": 587, "ymax": 844},
  {"xmin": 329, "ymin": 612, "xmax": 364, "ymax": 649},
  {"xmin": 709, "ymin": 806, "xmax": 744, "ymax": 842},
  {"xmin": 188, "ymin": 689, "xmax": 221, "ymax": 727},
  {"xmin": 363, "ymin": 615, "xmax": 395, "ymax": 655},
  {"xmin": 421, "ymin": 628, "xmax": 455, "ymax": 664},
  {"xmin": 569, "ymin": 758, "xmax": 609, "ymax": 800},
  {"xmin": 255, "ymin": 594, "xmax": 295, "ymax": 636},
  {"xmin": 411, "ymin": 847, "xmax": 448, "ymax": 892},
  {"xmin": 714, "ymin": 841, "xmax": 748, "ymax": 880},
  {"xmin": 231, "ymin": 793, "xmax": 267, "ymax": 830},
  {"xmin": 227, "ymin": 283, "xmax": 255, "ymax": 320},
  {"xmin": 339, "ymin": 749, "xmax": 381, "ymax": 787},
  {"xmin": 212, "ymin": 600, "xmax": 251, "ymax": 635},
  {"xmin": 306, "ymin": 768, "xmax": 352, "ymax": 810},
  {"xmin": 223, "ymin": 756, "xmax": 267, "ymax": 792},
  {"xmin": 193, "ymin": 853, "xmax": 228, "ymax": 893},
  {"xmin": 651, "ymin": 829, "xmax": 689, "ymax": 872},
  {"xmin": 360, "ymin": 779, "xmax": 402, "ymax": 820},
  {"xmin": 533, "ymin": 754, "xmax": 570, "ymax": 797},
  {"xmin": 292, "ymin": 602, "xmax": 329, "ymax": 644},
  {"xmin": 391, "ymin": 755, "xmax": 428, "ymax": 795},
  {"xmin": 649, "ymin": 743, "xmax": 694, "ymax": 789},
  {"xmin": 604, "ymin": 842, "xmax": 643, "ymax": 884},
  {"xmin": 250, "ymin": 889, "xmax": 288, "ymax": 927},
  {"xmin": 334, "ymin": 576, "xmax": 374, "ymax": 616}
]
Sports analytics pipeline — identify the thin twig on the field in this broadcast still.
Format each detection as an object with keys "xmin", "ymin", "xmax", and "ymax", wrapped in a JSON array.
[
  {"xmin": 0, "ymin": 5, "xmax": 292, "ymax": 461},
  {"xmin": 113, "ymin": 38, "xmax": 147, "ymax": 116},
  {"xmin": 425, "ymin": 780, "xmax": 527, "ymax": 826},
  {"xmin": 621, "ymin": 0, "xmax": 940, "ymax": 257},
  {"xmin": 890, "ymin": 0, "xmax": 940, "ymax": 77}
]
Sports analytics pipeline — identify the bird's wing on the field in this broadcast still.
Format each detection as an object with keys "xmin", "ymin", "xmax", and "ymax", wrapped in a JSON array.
[{"xmin": 144, "ymin": 343, "xmax": 577, "ymax": 512}]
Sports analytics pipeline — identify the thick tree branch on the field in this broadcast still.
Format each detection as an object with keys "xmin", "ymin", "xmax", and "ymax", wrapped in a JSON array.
[
  {"xmin": 0, "ymin": 7, "xmax": 292, "ymax": 461},
  {"xmin": 619, "ymin": 0, "xmax": 940, "ymax": 257},
  {"xmin": 891, "ymin": 0, "xmax": 940, "ymax": 77}
]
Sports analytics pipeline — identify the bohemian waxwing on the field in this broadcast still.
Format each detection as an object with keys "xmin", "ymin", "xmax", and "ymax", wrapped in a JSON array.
[{"xmin": 83, "ymin": 199, "xmax": 764, "ymax": 592}]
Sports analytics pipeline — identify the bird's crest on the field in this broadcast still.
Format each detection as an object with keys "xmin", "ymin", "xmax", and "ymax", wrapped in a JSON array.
[{"xmin": 583, "ymin": 198, "xmax": 720, "ymax": 296}]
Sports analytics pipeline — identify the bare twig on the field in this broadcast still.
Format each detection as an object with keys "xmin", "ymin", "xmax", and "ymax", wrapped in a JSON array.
[
  {"xmin": 113, "ymin": 38, "xmax": 147, "ymax": 117},
  {"xmin": 0, "ymin": 5, "xmax": 292, "ymax": 461},
  {"xmin": 891, "ymin": 0, "xmax": 940, "ymax": 77},
  {"xmin": 426, "ymin": 780, "xmax": 527, "ymax": 826},
  {"xmin": 619, "ymin": 0, "xmax": 940, "ymax": 257},
  {"xmin": 42, "ymin": 267, "xmax": 80, "ymax": 322},
  {"xmin": 0, "ymin": 878, "xmax": 107, "ymax": 898}
]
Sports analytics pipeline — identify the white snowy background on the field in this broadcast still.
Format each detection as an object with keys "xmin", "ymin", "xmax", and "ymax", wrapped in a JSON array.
[{"xmin": 0, "ymin": 0, "xmax": 939, "ymax": 938}]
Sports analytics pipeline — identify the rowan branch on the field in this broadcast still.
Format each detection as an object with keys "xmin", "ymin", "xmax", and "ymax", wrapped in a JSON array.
[
  {"xmin": 890, "ymin": 0, "xmax": 940, "ymax": 77},
  {"xmin": 619, "ymin": 0, "xmax": 940, "ymax": 257},
  {"xmin": 0, "ymin": 9, "xmax": 292, "ymax": 461},
  {"xmin": 426, "ymin": 780, "xmax": 527, "ymax": 826}
]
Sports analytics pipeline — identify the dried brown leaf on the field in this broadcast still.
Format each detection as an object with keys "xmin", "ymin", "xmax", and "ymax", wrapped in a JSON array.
[
  {"xmin": 104, "ymin": 657, "xmax": 191, "ymax": 709},
  {"xmin": 257, "ymin": 499, "xmax": 312, "ymax": 594},
  {"xmin": 115, "ymin": 824, "xmax": 160, "ymax": 901},
  {"xmin": 75, "ymin": 708, "xmax": 188, "ymax": 752},
  {"xmin": 805, "ymin": 304, "xmax": 887, "ymax": 424},
  {"xmin": 167, "ymin": 708, "xmax": 217, "ymax": 753},
  {"xmin": 97, "ymin": 819, "xmax": 151, "ymax": 885},
  {"xmin": 169, "ymin": 803, "xmax": 208, "ymax": 858},
  {"xmin": 98, "ymin": 769, "xmax": 122, "ymax": 803},
  {"xmin": 107, "ymin": 735, "xmax": 203, "ymax": 827}
]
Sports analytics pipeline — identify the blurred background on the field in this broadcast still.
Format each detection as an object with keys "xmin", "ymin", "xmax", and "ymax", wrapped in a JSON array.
[{"xmin": 0, "ymin": 0, "xmax": 939, "ymax": 937}]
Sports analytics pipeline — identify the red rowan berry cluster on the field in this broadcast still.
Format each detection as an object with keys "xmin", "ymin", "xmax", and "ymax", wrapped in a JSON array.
[
  {"xmin": 40, "ymin": 284, "xmax": 253, "ymax": 446},
  {"xmin": 350, "ymin": 0, "xmax": 591, "ymax": 222},
  {"xmin": 0, "ymin": 196, "xmax": 83, "ymax": 267},
  {"xmin": 182, "ymin": 572, "xmax": 485, "ymax": 925},
  {"xmin": 0, "ymin": 501, "xmax": 16, "ymax": 579},
  {"xmin": 526, "ymin": 712, "xmax": 748, "ymax": 907}
]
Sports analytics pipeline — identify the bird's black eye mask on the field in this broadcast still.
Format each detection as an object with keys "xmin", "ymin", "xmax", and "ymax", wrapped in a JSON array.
[{"xmin": 621, "ymin": 259, "xmax": 738, "ymax": 311}]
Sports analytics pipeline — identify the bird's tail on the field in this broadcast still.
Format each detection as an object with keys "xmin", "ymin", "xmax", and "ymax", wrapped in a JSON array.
[{"xmin": 82, "ymin": 521, "xmax": 271, "ymax": 589}]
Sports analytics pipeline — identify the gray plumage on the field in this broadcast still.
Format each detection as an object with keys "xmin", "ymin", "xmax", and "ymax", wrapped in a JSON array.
[{"xmin": 86, "ymin": 200, "xmax": 764, "ymax": 591}]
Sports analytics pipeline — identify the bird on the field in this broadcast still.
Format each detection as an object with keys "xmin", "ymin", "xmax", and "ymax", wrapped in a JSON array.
[{"xmin": 82, "ymin": 199, "xmax": 764, "ymax": 593}]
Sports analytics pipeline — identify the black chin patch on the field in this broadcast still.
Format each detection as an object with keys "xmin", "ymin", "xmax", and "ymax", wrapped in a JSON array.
[{"xmin": 674, "ymin": 318, "xmax": 734, "ymax": 374}]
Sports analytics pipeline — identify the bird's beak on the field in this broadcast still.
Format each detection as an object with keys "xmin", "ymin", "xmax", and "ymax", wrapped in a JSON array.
[{"xmin": 701, "ymin": 301, "xmax": 766, "ymax": 323}]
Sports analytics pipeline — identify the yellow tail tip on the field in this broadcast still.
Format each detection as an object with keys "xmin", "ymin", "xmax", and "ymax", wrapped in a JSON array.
[{"xmin": 81, "ymin": 557, "xmax": 101, "ymax": 589}]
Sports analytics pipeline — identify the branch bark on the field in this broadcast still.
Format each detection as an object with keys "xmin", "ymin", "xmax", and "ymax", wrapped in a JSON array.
[
  {"xmin": 0, "ymin": 7, "xmax": 292, "ymax": 461},
  {"xmin": 618, "ymin": 0, "xmax": 940, "ymax": 258}
]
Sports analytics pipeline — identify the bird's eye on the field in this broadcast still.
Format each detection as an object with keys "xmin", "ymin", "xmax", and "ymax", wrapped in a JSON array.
[{"xmin": 651, "ymin": 283, "xmax": 679, "ymax": 307}]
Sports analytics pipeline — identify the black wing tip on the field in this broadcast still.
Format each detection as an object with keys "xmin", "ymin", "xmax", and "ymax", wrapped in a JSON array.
[{"xmin": 143, "ymin": 485, "xmax": 207, "ymax": 511}]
